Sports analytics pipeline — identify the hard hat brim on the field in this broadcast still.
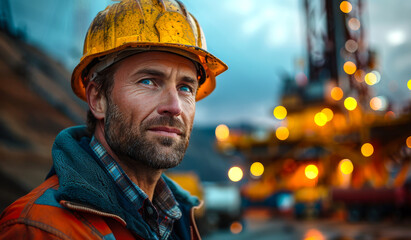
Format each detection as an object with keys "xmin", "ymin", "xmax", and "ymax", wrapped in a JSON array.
[{"xmin": 71, "ymin": 42, "xmax": 228, "ymax": 102}]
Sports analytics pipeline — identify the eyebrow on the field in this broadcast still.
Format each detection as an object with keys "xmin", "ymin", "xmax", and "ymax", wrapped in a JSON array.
[{"xmin": 132, "ymin": 68, "xmax": 198, "ymax": 87}]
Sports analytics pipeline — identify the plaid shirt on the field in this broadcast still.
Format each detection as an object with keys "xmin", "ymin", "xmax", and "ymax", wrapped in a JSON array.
[{"xmin": 90, "ymin": 137, "xmax": 182, "ymax": 240}]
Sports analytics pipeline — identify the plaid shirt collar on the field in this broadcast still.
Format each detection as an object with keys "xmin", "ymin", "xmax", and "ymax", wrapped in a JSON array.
[{"xmin": 89, "ymin": 136, "xmax": 182, "ymax": 239}]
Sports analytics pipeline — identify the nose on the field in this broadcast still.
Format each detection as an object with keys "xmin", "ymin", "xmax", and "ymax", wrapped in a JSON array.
[{"xmin": 157, "ymin": 88, "xmax": 182, "ymax": 117}]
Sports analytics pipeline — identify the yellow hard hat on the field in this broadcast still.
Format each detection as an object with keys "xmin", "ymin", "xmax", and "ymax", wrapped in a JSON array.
[{"xmin": 71, "ymin": 0, "xmax": 228, "ymax": 101}]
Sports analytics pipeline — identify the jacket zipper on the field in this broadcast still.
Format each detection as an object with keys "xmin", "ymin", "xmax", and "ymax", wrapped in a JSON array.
[{"xmin": 60, "ymin": 200, "xmax": 127, "ymax": 226}]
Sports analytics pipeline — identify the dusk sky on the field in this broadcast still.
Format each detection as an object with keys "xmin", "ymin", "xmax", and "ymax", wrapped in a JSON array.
[{"xmin": 9, "ymin": 0, "xmax": 411, "ymax": 128}]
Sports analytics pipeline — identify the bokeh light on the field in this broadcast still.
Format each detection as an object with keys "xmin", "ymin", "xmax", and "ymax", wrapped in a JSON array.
[
  {"xmin": 314, "ymin": 112, "xmax": 328, "ymax": 126},
  {"xmin": 343, "ymin": 61, "xmax": 357, "ymax": 75},
  {"xmin": 365, "ymin": 71, "xmax": 381, "ymax": 85},
  {"xmin": 228, "ymin": 167, "xmax": 243, "ymax": 182},
  {"xmin": 406, "ymin": 136, "xmax": 411, "ymax": 148},
  {"xmin": 340, "ymin": 1, "xmax": 352, "ymax": 14},
  {"xmin": 354, "ymin": 69, "xmax": 365, "ymax": 82},
  {"xmin": 215, "ymin": 124, "xmax": 229, "ymax": 141},
  {"xmin": 250, "ymin": 162, "xmax": 264, "ymax": 177},
  {"xmin": 230, "ymin": 221, "xmax": 243, "ymax": 234},
  {"xmin": 348, "ymin": 17, "xmax": 361, "ymax": 31},
  {"xmin": 276, "ymin": 126, "xmax": 289, "ymax": 140},
  {"xmin": 330, "ymin": 87, "xmax": 344, "ymax": 101},
  {"xmin": 370, "ymin": 96, "xmax": 387, "ymax": 111},
  {"xmin": 344, "ymin": 97, "xmax": 357, "ymax": 111},
  {"xmin": 361, "ymin": 143, "xmax": 374, "ymax": 157},
  {"xmin": 305, "ymin": 164, "xmax": 319, "ymax": 180},
  {"xmin": 321, "ymin": 108, "xmax": 334, "ymax": 122},
  {"xmin": 370, "ymin": 97, "xmax": 382, "ymax": 111},
  {"xmin": 408, "ymin": 79, "xmax": 411, "ymax": 90},
  {"xmin": 273, "ymin": 106, "xmax": 287, "ymax": 120},
  {"xmin": 304, "ymin": 229, "xmax": 325, "ymax": 240},
  {"xmin": 345, "ymin": 39, "xmax": 358, "ymax": 53},
  {"xmin": 339, "ymin": 159, "xmax": 354, "ymax": 175}
]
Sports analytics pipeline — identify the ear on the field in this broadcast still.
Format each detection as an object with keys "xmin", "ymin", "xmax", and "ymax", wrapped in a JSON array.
[{"xmin": 86, "ymin": 82, "xmax": 107, "ymax": 120}]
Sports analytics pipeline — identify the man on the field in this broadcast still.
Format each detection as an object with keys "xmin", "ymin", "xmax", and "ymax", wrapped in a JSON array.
[{"xmin": 0, "ymin": 0, "xmax": 227, "ymax": 239}]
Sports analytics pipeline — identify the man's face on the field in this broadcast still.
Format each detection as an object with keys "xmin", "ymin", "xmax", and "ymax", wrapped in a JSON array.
[{"xmin": 104, "ymin": 51, "xmax": 198, "ymax": 169}]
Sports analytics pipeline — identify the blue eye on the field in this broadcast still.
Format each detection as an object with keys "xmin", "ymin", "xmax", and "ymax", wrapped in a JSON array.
[
  {"xmin": 179, "ymin": 86, "xmax": 192, "ymax": 93},
  {"xmin": 140, "ymin": 79, "xmax": 153, "ymax": 85}
]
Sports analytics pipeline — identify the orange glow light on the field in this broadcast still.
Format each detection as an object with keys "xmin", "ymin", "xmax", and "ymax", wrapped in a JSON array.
[
  {"xmin": 304, "ymin": 229, "xmax": 325, "ymax": 240},
  {"xmin": 250, "ymin": 162, "xmax": 264, "ymax": 177},
  {"xmin": 339, "ymin": 159, "xmax": 354, "ymax": 175},
  {"xmin": 344, "ymin": 97, "xmax": 357, "ymax": 111},
  {"xmin": 361, "ymin": 143, "xmax": 374, "ymax": 157},
  {"xmin": 354, "ymin": 69, "xmax": 365, "ymax": 82},
  {"xmin": 305, "ymin": 164, "xmax": 319, "ymax": 180},
  {"xmin": 273, "ymin": 106, "xmax": 287, "ymax": 120},
  {"xmin": 276, "ymin": 126, "xmax": 289, "ymax": 141},
  {"xmin": 343, "ymin": 61, "xmax": 357, "ymax": 75},
  {"xmin": 321, "ymin": 108, "xmax": 334, "ymax": 122},
  {"xmin": 406, "ymin": 136, "xmax": 411, "ymax": 148},
  {"xmin": 228, "ymin": 167, "xmax": 243, "ymax": 182},
  {"xmin": 330, "ymin": 87, "xmax": 344, "ymax": 101},
  {"xmin": 215, "ymin": 124, "xmax": 229, "ymax": 141},
  {"xmin": 230, "ymin": 221, "xmax": 243, "ymax": 234},
  {"xmin": 340, "ymin": 1, "xmax": 353, "ymax": 14}
]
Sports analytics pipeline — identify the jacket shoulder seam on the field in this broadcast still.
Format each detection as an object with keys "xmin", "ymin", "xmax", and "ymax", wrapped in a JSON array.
[
  {"xmin": 1, "ymin": 218, "xmax": 72, "ymax": 240},
  {"xmin": 20, "ymin": 176, "xmax": 60, "ymax": 218}
]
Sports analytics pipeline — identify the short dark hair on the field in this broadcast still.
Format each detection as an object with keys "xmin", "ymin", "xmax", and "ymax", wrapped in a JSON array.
[{"xmin": 86, "ymin": 65, "xmax": 117, "ymax": 135}]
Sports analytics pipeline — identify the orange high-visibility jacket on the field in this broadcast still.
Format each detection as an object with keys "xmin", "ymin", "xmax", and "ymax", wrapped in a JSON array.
[{"xmin": 0, "ymin": 126, "xmax": 201, "ymax": 240}]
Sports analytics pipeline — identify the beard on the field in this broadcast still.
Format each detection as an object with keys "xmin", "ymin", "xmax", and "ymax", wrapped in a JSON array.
[{"xmin": 104, "ymin": 100, "xmax": 192, "ymax": 170}]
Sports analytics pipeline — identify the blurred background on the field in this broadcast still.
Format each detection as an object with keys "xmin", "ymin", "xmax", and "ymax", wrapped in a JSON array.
[{"xmin": 1, "ymin": 0, "xmax": 411, "ymax": 239}]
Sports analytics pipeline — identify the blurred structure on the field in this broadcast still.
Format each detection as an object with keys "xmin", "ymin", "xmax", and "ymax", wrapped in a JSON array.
[
  {"xmin": 0, "ymin": 5, "xmax": 87, "ymax": 210},
  {"xmin": 216, "ymin": 0, "xmax": 411, "ymax": 222}
]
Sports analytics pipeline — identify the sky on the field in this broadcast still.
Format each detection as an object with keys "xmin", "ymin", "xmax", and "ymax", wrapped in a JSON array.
[{"xmin": 8, "ymin": 0, "xmax": 411, "ymax": 128}]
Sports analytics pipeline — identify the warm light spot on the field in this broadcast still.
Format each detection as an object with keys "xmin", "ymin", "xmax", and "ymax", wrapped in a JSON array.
[
  {"xmin": 304, "ymin": 229, "xmax": 325, "ymax": 240},
  {"xmin": 230, "ymin": 221, "xmax": 243, "ymax": 234},
  {"xmin": 250, "ymin": 162, "xmax": 264, "ymax": 177},
  {"xmin": 276, "ymin": 126, "xmax": 289, "ymax": 141},
  {"xmin": 384, "ymin": 111, "xmax": 396, "ymax": 120},
  {"xmin": 345, "ymin": 39, "xmax": 358, "ymax": 53},
  {"xmin": 370, "ymin": 96, "xmax": 387, "ymax": 111},
  {"xmin": 305, "ymin": 164, "xmax": 319, "ymax": 180},
  {"xmin": 321, "ymin": 108, "xmax": 334, "ymax": 122},
  {"xmin": 330, "ymin": 87, "xmax": 344, "ymax": 101},
  {"xmin": 361, "ymin": 143, "xmax": 374, "ymax": 157},
  {"xmin": 343, "ymin": 61, "xmax": 357, "ymax": 75},
  {"xmin": 370, "ymin": 97, "xmax": 382, "ymax": 111},
  {"xmin": 348, "ymin": 18, "xmax": 361, "ymax": 31},
  {"xmin": 407, "ymin": 136, "xmax": 411, "ymax": 148},
  {"xmin": 228, "ymin": 167, "xmax": 243, "ymax": 182},
  {"xmin": 407, "ymin": 79, "xmax": 411, "ymax": 90},
  {"xmin": 314, "ymin": 112, "xmax": 328, "ymax": 127},
  {"xmin": 273, "ymin": 106, "xmax": 287, "ymax": 120},
  {"xmin": 339, "ymin": 159, "xmax": 354, "ymax": 175},
  {"xmin": 340, "ymin": 1, "xmax": 352, "ymax": 14},
  {"xmin": 354, "ymin": 69, "xmax": 365, "ymax": 82},
  {"xmin": 215, "ymin": 124, "xmax": 229, "ymax": 141},
  {"xmin": 344, "ymin": 97, "xmax": 357, "ymax": 111},
  {"xmin": 365, "ymin": 72, "xmax": 377, "ymax": 85}
]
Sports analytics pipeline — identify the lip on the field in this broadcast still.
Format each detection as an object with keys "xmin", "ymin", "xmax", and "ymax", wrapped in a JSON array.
[{"xmin": 148, "ymin": 126, "xmax": 183, "ymax": 137}]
